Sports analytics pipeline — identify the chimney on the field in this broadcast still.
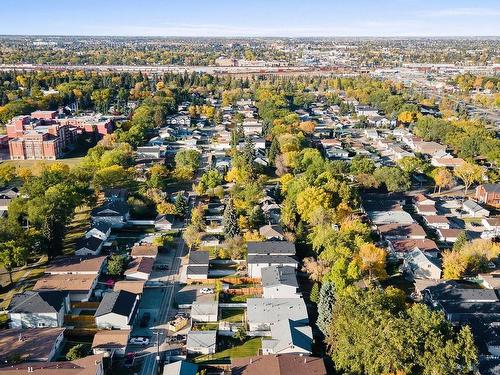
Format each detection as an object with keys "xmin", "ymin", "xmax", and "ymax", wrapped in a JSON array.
[
  {"xmin": 27, "ymin": 367, "xmax": 33, "ymax": 373},
  {"xmin": 304, "ymin": 357, "xmax": 307, "ymax": 364},
  {"xmin": 249, "ymin": 358, "xmax": 253, "ymax": 364}
]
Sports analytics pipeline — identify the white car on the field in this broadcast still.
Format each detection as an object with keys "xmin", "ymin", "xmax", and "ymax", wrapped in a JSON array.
[
  {"xmin": 200, "ymin": 287, "xmax": 214, "ymax": 294},
  {"xmin": 129, "ymin": 337, "xmax": 150, "ymax": 346}
]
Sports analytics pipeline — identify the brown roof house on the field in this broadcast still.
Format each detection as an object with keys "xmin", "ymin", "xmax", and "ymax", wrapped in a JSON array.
[
  {"xmin": 0, "ymin": 328, "xmax": 65, "ymax": 364},
  {"xmin": 232, "ymin": 355, "xmax": 327, "ymax": 375},
  {"xmin": 0, "ymin": 353, "xmax": 104, "ymax": 375},
  {"xmin": 124, "ymin": 257, "xmax": 154, "ymax": 281},
  {"xmin": 131, "ymin": 243, "xmax": 159, "ymax": 258},
  {"xmin": 92, "ymin": 329, "xmax": 130, "ymax": 357},
  {"xmin": 33, "ymin": 274, "xmax": 98, "ymax": 302}
]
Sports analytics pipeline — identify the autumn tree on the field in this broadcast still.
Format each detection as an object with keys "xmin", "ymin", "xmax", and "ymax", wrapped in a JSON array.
[
  {"xmin": 357, "ymin": 243, "xmax": 387, "ymax": 281},
  {"xmin": 0, "ymin": 241, "xmax": 28, "ymax": 284},
  {"xmin": 432, "ymin": 167, "xmax": 454, "ymax": 193},
  {"xmin": 454, "ymin": 162, "xmax": 484, "ymax": 196}
]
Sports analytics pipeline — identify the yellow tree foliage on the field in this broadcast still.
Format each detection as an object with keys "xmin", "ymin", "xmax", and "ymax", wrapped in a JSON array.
[
  {"xmin": 397, "ymin": 111, "xmax": 418, "ymax": 124},
  {"xmin": 453, "ymin": 162, "xmax": 484, "ymax": 195},
  {"xmin": 431, "ymin": 167, "xmax": 454, "ymax": 193},
  {"xmin": 442, "ymin": 250, "xmax": 467, "ymax": 280},
  {"xmin": 299, "ymin": 121, "xmax": 316, "ymax": 134},
  {"xmin": 296, "ymin": 187, "xmax": 332, "ymax": 223},
  {"xmin": 357, "ymin": 243, "xmax": 387, "ymax": 281}
]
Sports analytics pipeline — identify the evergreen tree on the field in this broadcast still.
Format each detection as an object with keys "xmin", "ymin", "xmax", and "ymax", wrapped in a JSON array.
[
  {"xmin": 242, "ymin": 136, "xmax": 255, "ymax": 166},
  {"xmin": 310, "ymin": 282, "xmax": 320, "ymax": 304},
  {"xmin": 268, "ymin": 137, "xmax": 280, "ymax": 166},
  {"xmin": 223, "ymin": 199, "xmax": 240, "ymax": 238},
  {"xmin": 317, "ymin": 281, "xmax": 335, "ymax": 336},
  {"xmin": 174, "ymin": 192, "xmax": 188, "ymax": 217}
]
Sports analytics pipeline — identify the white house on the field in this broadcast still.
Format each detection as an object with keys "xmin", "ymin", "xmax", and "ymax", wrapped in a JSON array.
[
  {"xmin": 92, "ymin": 329, "xmax": 130, "ymax": 357},
  {"xmin": 75, "ymin": 235, "xmax": 104, "ymax": 256},
  {"xmin": 246, "ymin": 298, "xmax": 309, "ymax": 332},
  {"xmin": 186, "ymin": 331, "xmax": 217, "ymax": 355},
  {"xmin": 404, "ymin": 249, "xmax": 442, "ymax": 280},
  {"xmin": 85, "ymin": 222, "xmax": 112, "ymax": 241},
  {"xmin": 191, "ymin": 300, "xmax": 218, "ymax": 323},
  {"xmin": 463, "ymin": 200, "xmax": 490, "ymax": 218},
  {"xmin": 247, "ymin": 255, "xmax": 298, "ymax": 279},
  {"xmin": 262, "ymin": 319, "xmax": 312, "ymax": 355},
  {"xmin": 91, "ymin": 201, "xmax": 130, "ymax": 229},
  {"xmin": 423, "ymin": 215, "xmax": 450, "ymax": 230},
  {"xmin": 94, "ymin": 290, "xmax": 139, "ymax": 330},
  {"xmin": 8, "ymin": 291, "xmax": 70, "ymax": 328},
  {"xmin": 124, "ymin": 257, "xmax": 155, "ymax": 281},
  {"xmin": 261, "ymin": 265, "xmax": 300, "ymax": 299}
]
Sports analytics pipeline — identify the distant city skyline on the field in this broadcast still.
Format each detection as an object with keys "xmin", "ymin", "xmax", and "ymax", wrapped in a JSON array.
[{"xmin": 1, "ymin": 0, "xmax": 500, "ymax": 37}]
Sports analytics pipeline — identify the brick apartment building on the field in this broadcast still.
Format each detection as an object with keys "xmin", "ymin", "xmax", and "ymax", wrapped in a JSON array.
[
  {"xmin": 6, "ymin": 111, "xmax": 114, "ymax": 160},
  {"xmin": 476, "ymin": 184, "xmax": 500, "ymax": 208}
]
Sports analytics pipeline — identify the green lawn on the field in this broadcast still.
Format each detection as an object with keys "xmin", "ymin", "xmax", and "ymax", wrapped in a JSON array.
[
  {"xmin": 220, "ymin": 308, "xmax": 245, "ymax": 323},
  {"xmin": 3, "ymin": 156, "xmax": 85, "ymax": 171},
  {"xmin": 223, "ymin": 294, "xmax": 258, "ymax": 303},
  {"xmin": 192, "ymin": 337, "xmax": 261, "ymax": 364},
  {"xmin": 62, "ymin": 206, "xmax": 91, "ymax": 255},
  {"xmin": 0, "ymin": 263, "xmax": 46, "ymax": 310},
  {"xmin": 192, "ymin": 323, "xmax": 219, "ymax": 331}
]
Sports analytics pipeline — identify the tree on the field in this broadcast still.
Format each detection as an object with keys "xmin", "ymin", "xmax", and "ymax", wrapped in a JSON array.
[
  {"xmin": 373, "ymin": 166, "xmax": 411, "ymax": 192},
  {"xmin": 94, "ymin": 165, "xmax": 133, "ymax": 190},
  {"xmin": 107, "ymin": 255, "xmax": 127, "ymax": 276},
  {"xmin": 175, "ymin": 149, "xmax": 201, "ymax": 172},
  {"xmin": 432, "ymin": 167, "xmax": 454, "ymax": 193},
  {"xmin": 0, "ymin": 164, "xmax": 16, "ymax": 186},
  {"xmin": 234, "ymin": 325, "xmax": 247, "ymax": 342},
  {"xmin": 296, "ymin": 187, "xmax": 332, "ymax": 223},
  {"xmin": 454, "ymin": 162, "xmax": 484, "ymax": 196},
  {"xmin": 396, "ymin": 156, "xmax": 427, "ymax": 174},
  {"xmin": 327, "ymin": 287, "xmax": 477, "ymax": 375},
  {"xmin": 397, "ymin": 110, "xmax": 418, "ymax": 124},
  {"xmin": 310, "ymin": 282, "xmax": 320, "ymax": 304},
  {"xmin": 66, "ymin": 344, "xmax": 88, "ymax": 361},
  {"xmin": 357, "ymin": 243, "xmax": 387, "ymax": 281},
  {"xmin": 453, "ymin": 231, "xmax": 468, "ymax": 251},
  {"xmin": 223, "ymin": 199, "xmax": 240, "ymax": 238},
  {"xmin": 199, "ymin": 169, "xmax": 223, "ymax": 192},
  {"xmin": 174, "ymin": 192, "xmax": 188, "ymax": 217},
  {"xmin": 317, "ymin": 281, "xmax": 335, "ymax": 337},
  {"xmin": 183, "ymin": 224, "xmax": 202, "ymax": 249},
  {"xmin": 302, "ymin": 257, "xmax": 329, "ymax": 282},
  {"xmin": 350, "ymin": 155, "xmax": 375, "ymax": 175},
  {"xmin": 147, "ymin": 164, "xmax": 168, "ymax": 190},
  {"xmin": 222, "ymin": 235, "xmax": 246, "ymax": 260},
  {"xmin": 0, "ymin": 241, "xmax": 28, "ymax": 284}
]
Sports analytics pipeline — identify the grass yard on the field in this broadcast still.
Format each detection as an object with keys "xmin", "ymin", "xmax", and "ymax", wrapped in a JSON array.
[
  {"xmin": 192, "ymin": 337, "xmax": 261, "ymax": 364},
  {"xmin": 3, "ymin": 156, "xmax": 85, "ymax": 171},
  {"xmin": 62, "ymin": 206, "xmax": 91, "ymax": 255},
  {"xmin": 192, "ymin": 323, "xmax": 219, "ymax": 331},
  {"xmin": 222, "ymin": 293, "xmax": 258, "ymax": 303},
  {"xmin": 0, "ymin": 262, "xmax": 46, "ymax": 310},
  {"xmin": 220, "ymin": 308, "xmax": 245, "ymax": 323}
]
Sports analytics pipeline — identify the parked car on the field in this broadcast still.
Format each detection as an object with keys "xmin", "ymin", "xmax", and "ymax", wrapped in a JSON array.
[
  {"xmin": 200, "ymin": 287, "xmax": 214, "ymax": 294},
  {"xmin": 124, "ymin": 353, "xmax": 135, "ymax": 368},
  {"xmin": 140, "ymin": 312, "xmax": 151, "ymax": 327},
  {"xmin": 175, "ymin": 312, "xmax": 189, "ymax": 319},
  {"xmin": 129, "ymin": 337, "xmax": 150, "ymax": 346}
]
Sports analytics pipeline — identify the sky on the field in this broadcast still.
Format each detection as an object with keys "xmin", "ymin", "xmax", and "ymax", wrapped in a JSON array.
[{"xmin": 1, "ymin": 0, "xmax": 499, "ymax": 37}]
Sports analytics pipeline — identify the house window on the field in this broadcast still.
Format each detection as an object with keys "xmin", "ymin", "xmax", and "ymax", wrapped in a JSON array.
[{"xmin": 37, "ymin": 322, "xmax": 46, "ymax": 327}]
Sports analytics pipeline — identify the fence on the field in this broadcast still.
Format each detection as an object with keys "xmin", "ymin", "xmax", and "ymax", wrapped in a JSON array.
[
  {"xmin": 71, "ymin": 301, "xmax": 100, "ymax": 310},
  {"xmin": 224, "ymin": 287, "xmax": 262, "ymax": 296},
  {"xmin": 64, "ymin": 315, "xmax": 96, "ymax": 328}
]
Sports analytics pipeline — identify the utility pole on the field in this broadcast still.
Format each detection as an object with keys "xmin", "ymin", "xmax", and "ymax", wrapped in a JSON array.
[{"xmin": 153, "ymin": 330, "xmax": 162, "ymax": 373}]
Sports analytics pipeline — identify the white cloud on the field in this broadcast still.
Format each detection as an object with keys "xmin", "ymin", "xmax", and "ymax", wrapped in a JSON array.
[{"xmin": 421, "ymin": 7, "xmax": 500, "ymax": 17}]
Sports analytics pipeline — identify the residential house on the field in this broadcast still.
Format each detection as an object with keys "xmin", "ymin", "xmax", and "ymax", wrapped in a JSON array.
[
  {"xmin": 431, "ymin": 157, "xmax": 465, "ymax": 168},
  {"xmin": 94, "ymin": 290, "xmax": 139, "ymax": 330},
  {"xmin": 478, "ymin": 271, "xmax": 500, "ymax": 290},
  {"xmin": 163, "ymin": 361, "xmax": 198, "ymax": 375},
  {"xmin": 7, "ymin": 291, "xmax": 70, "ymax": 328},
  {"xmin": 262, "ymin": 319, "xmax": 312, "ymax": 355},
  {"xmin": 231, "ymin": 355, "xmax": 327, "ymax": 375},
  {"xmin": 85, "ymin": 222, "xmax": 112, "ymax": 241},
  {"xmin": 75, "ymin": 235, "xmax": 104, "ymax": 256},
  {"xmin": 0, "ymin": 328, "xmax": 65, "ymax": 363},
  {"xmin": 45, "ymin": 256, "xmax": 106, "ymax": 275},
  {"xmin": 103, "ymin": 188, "xmax": 128, "ymax": 202},
  {"xmin": 463, "ymin": 200, "xmax": 490, "ymax": 218},
  {"xmin": 0, "ymin": 354, "xmax": 104, "ymax": 375},
  {"xmin": 404, "ymin": 249, "xmax": 442, "ymax": 280},
  {"xmin": 33, "ymin": 274, "xmax": 98, "ymax": 302},
  {"xmin": 476, "ymin": 184, "xmax": 500, "ymax": 207},
  {"xmin": 259, "ymin": 225, "xmax": 285, "ymax": 241},
  {"xmin": 246, "ymin": 298, "xmax": 308, "ymax": 332},
  {"xmin": 191, "ymin": 300, "xmax": 218, "ymax": 323},
  {"xmin": 124, "ymin": 257, "xmax": 155, "ymax": 281},
  {"xmin": 186, "ymin": 331, "xmax": 217, "ymax": 355},
  {"xmin": 261, "ymin": 265, "xmax": 300, "ymax": 299},
  {"xmin": 113, "ymin": 280, "xmax": 145, "ymax": 295},
  {"xmin": 436, "ymin": 228, "xmax": 463, "ymax": 243},
  {"xmin": 91, "ymin": 201, "xmax": 130, "ymax": 228},
  {"xmin": 131, "ymin": 243, "xmax": 159, "ymax": 258},
  {"xmin": 388, "ymin": 238, "xmax": 439, "ymax": 259},
  {"xmin": 155, "ymin": 214, "xmax": 175, "ymax": 231},
  {"xmin": 187, "ymin": 251, "xmax": 210, "ymax": 280},
  {"xmin": 413, "ymin": 141, "xmax": 446, "ymax": 156},
  {"xmin": 91, "ymin": 329, "xmax": 130, "ymax": 357},
  {"xmin": 423, "ymin": 215, "xmax": 450, "ymax": 230},
  {"xmin": 377, "ymin": 223, "xmax": 426, "ymax": 240}
]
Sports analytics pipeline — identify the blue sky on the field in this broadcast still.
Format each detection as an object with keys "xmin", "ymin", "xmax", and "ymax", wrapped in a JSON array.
[{"xmin": 1, "ymin": 0, "xmax": 499, "ymax": 37}]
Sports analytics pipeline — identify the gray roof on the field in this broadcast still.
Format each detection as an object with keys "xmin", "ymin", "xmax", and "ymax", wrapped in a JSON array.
[
  {"xmin": 480, "ymin": 184, "xmax": 500, "ymax": 194},
  {"xmin": 8, "ymin": 291, "xmax": 67, "ymax": 314},
  {"xmin": 247, "ymin": 255, "xmax": 298, "ymax": 265},
  {"xmin": 191, "ymin": 300, "xmax": 218, "ymax": 317},
  {"xmin": 463, "ymin": 200, "xmax": 489, "ymax": 213},
  {"xmin": 186, "ymin": 265, "xmax": 209, "ymax": 276},
  {"xmin": 259, "ymin": 225, "xmax": 285, "ymax": 239},
  {"xmin": 90, "ymin": 221, "xmax": 112, "ymax": 234},
  {"xmin": 186, "ymin": 330, "xmax": 217, "ymax": 349},
  {"xmin": 262, "ymin": 319, "xmax": 312, "ymax": 354},
  {"xmin": 91, "ymin": 201, "xmax": 129, "ymax": 217},
  {"xmin": 247, "ymin": 298, "xmax": 309, "ymax": 325},
  {"xmin": 188, "ymin": 251, "xmax": 209, "ymax": 265},
  {"xmin": 76, "ymin": 235, "xmax": 103, "ymax": 252},
  {"xmin": 247, "ymin": 241, "xmax": 296, "ymax": 256},
  {"xmin": 426, "ymin": 283, "xmax": 498, "ymax": 303},
  {"xmin": 261, "ymin": 266, "xmax": 298, "ymax": 288},
  {"xmin": 95, "ymin": 290, "xmax": 137, "ymax": 317},
  {"xmin": 163, "ymin": 361, "xmax": 198, "ymax": 375}
]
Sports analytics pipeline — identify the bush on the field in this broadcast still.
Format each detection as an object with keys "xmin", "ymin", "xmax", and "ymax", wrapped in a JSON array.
[{"xmin": 66, "ymin": 343, "xmax": 88, "ymax": 361}]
